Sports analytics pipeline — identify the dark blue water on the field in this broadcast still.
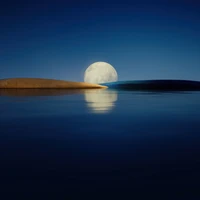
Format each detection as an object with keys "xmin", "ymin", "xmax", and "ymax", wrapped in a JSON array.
[{"xmin": 0, "ymin": 89, "xmax": 200, "ymax": 199}]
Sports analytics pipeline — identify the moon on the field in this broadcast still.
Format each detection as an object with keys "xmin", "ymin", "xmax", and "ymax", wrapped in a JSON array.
[{"xmin": 84, "ymin": 61, "xmax": 118, "ymax": 84}]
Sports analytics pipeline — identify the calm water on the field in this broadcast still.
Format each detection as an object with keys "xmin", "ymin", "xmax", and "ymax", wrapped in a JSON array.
[{"xmin": 0, "ymin": 89, "xmax": 200, "ymax": 198}]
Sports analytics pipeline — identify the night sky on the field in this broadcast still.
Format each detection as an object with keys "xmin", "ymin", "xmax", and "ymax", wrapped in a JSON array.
[{"xmin": 0, "ymin": 0, "xmax": 200, "ymax": 82}]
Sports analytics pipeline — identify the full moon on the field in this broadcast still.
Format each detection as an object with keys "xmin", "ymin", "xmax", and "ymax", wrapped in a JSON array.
[{"xmin": 84, "ymin": 62, "xmax": 118, "ymax": 84}]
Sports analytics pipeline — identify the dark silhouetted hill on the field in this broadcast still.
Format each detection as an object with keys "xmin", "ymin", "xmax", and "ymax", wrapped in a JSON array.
[{"xmin": 103, "ymin": 80, "xmax": 200, "ymax": 91}]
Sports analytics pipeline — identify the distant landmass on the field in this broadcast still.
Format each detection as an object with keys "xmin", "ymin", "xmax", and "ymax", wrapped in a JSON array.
[
  {"xmin": 0, "ymin": 78, "xmax": 107, "ymax": 89},
  {"xmin": 0, "ymin": 89, "xmax": 88, "ymax": 97},
  {"xmin": 103, "ymin": 80, "xmax": 200, "ymax": 91},
  {"xmin": 1, "ymin": 78, "xmax": 200, "ymax": 91}
]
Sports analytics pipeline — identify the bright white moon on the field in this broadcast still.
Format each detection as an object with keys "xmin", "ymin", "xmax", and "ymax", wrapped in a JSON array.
[{"xmin": 84, "ymin": 62, "xmax": 118, "ymax": 84}]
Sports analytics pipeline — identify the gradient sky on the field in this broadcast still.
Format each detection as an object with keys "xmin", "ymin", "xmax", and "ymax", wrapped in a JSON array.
[{"xmin": 0, "ymin": 0, "xmax": 200, "ymax": 82}]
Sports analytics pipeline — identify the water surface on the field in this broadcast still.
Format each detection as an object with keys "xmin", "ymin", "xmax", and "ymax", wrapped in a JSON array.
[{"xmin": 0, "ymin": 89, "xmax": 200, "ymax": 198}]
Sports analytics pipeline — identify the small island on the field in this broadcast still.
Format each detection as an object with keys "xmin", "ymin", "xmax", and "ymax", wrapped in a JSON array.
[{"xmin": 0, "ymin": 78, "xmax": 107, "ymax": 89}]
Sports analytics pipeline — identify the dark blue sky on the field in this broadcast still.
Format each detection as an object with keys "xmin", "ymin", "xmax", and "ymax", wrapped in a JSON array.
[{"xmin": 0, "ymin": 0, "xmax": 200, "ymax": 81}]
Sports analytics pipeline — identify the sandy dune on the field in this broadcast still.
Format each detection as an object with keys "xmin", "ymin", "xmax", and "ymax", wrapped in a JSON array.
[{"xmin": 0, "ymin": 78, "xmax": 107, "ymax": 89}]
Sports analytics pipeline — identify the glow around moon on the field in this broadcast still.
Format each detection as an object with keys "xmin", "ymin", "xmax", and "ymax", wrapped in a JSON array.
[{"xmin": 84, "ymin": 62, "xmax": 118, "ymax": 84}]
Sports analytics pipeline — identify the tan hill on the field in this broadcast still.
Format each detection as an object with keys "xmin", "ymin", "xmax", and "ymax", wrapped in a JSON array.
[
  {"xmin": 0, "ymin": 88, "xmax": 88, "ymax": 96},
  {"xmin": 0, "ymin": 78, "xmax": 107, "ymax": 89}
]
